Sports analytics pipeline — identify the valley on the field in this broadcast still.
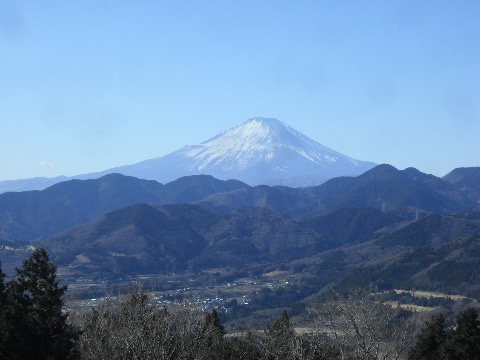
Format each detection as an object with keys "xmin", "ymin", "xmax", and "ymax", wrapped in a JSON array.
[
  {"xmin": 1, "ymin": 160, "xmax": 480, "ymax": 330},
  {"xmin": 63, "ymin": 267, "xmax": 478, "ymax": 333}
]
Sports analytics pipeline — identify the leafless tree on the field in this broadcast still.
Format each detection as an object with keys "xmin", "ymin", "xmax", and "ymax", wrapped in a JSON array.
[
  {"xmin": 169, "ymin": 305, "xmax": 226, "ymax": 359},
  {"xmin": 77, "ymin": 293, "xmax": 178, "ymax": 360},
  {"xmin": 306, "ymin": 288, "xmax": 420, "ymax": 360},
  {"xmin": 256, "ymin": 310, "xmax": 341, "ymax": 360},
  {"xmin": 76, "ymin": 293, "xmax": 230, "ymax": 360}
]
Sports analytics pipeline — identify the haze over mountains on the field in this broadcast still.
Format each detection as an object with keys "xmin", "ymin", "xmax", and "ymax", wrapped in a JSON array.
[
  {"xmin": 1, "ymin": 165, "xmax": 479, "ymax": 244},
  {"xmin": 0, "ymin": 166, "xmax": 478, "ymax": 300},
  {"xmin": 107, "ymin": 118, "xmax": 376, "ymax": 187},
  {"xmin": 0, "ymin": 118, "xmax": 375, "ymax": 193},
  {"xmin": 0, "ymin": 117, "xmax": 479, "ymax": 303}
]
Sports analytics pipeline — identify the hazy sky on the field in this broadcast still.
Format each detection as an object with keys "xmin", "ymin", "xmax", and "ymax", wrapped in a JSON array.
[{"xmin": 1, "ymin": 1, "xmax": 479, "ymax": 181}]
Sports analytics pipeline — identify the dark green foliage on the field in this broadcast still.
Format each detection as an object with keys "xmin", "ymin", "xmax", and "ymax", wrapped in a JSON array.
[
  {"xmin": 226, "ymin": 332, "xmax": 262, "ymax": 360},
  {"xmin": 408, "ymin": 315, "xmax": 447, "ymax": 360},
  {"xmin": 1, "ymin": 249, "xmax": 79, "ymax": 360},
  {"xmin": 202, "ymin": 309, "xmax": 226, "ymax": 349},
  {"xmin": 442, "ymin": 308, "xmax": 480, "ymax": 360},
  {"xmin": 266, "ymin": 311, "xmax": 295, "ymax": 355},
  {"xmin": 200, "ymin": 309, "xmax": 230, "ymax": 360},
  {"xmin": 0, "ymin": 262, "xmax": 5, "ymax": 301},
  {"xmin": 409, "ymin": 308, "xmax": 480, "ymax": 360},
  {"xmin": 0, "ymin": 263, "xmax": 7, "ymax": 356},
  {"xmin": 261, "ymin": 310, "xmax": 298, "ymax": 359}
]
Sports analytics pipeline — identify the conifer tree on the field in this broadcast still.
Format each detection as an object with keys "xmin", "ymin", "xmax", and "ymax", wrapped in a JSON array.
[
  {"xmin": 0, "ymin": 263, "xmax": 8, "ymax": 357},
  {"xmin": 263, "ymin": 310, "xmax": 296, "ymax": 359},
  {"xmin": 442, "ymin": 308, "xmax": 480, "ymax": 360},
  {"xmin": 230, "ymin": 331, "xmax": 262, "ymax": 360},
  {"xmin": 408, "ymin": 315, "xmax": 446, "ymax": 360},
  {"xmin": 0, "ymin": 262, "xmax": 5, "ymax": 300},
  {"xmin": 4, "ymin": 248, "xmax": 79, "ymax": 360},
  {"xmin": 200, "ymin": 308, "xmax": 227, "ymax": 358},
  {"xmin": 203, "ymin": 309, "xmax": 226, "ymax": 341}
]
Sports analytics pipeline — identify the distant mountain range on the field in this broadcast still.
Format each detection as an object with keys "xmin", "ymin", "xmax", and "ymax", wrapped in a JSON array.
[
  {"xmin": 0, "ymin": 118, "xmax": 375, "ymax": 193},
  {"xmin": 0, "ymin": 165, "xmax": 478, "ymax": 243},
  {"xmin": 0, "ymin": 174, "xmax": 246, "ymax": 242},
  {"xmin": 0, "ymin": 165, "xmax": 479, "ymax": 299},
  {"xmin": 0, "ymin": 117, "xmax": 479, "ymax": 301},
  {"xmin": 196, "ymin": 164, "xmax": 477, "ymax": 218}
]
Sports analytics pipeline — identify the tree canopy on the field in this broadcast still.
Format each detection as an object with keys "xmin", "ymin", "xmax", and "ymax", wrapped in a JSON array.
[
  {"xmin": 409, "ymin": 308, "xmax": 480, "ymax": 360},
  {"xmin": 0, "ymin": 249, "xmax": 79, "ymax": 360}
]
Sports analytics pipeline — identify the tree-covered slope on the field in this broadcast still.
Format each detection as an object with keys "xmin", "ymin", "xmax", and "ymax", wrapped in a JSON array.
[
  {"xmin": 310, "ymin": 211, "xmax": 480, "ymax": 298},
  {"xmin": 195, "ymin": 165, "xmax": 474, "ymax": 219},
  {"xmin": 0, "ymin": 174, "xmax": 248, "ymax": 242},
  {"xmin": 42, "ymin": 203, "xmax": 217, "ymax": 275}
]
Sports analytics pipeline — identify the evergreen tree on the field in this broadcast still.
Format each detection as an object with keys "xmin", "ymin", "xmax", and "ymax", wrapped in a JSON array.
[
  {"xmin": 408, "ymin": 315, "xmax": 447, "ymax": 360},
  {"xmin": 0, "ymin": 263, "xmax": 8, "ymax": 357},
  {"xmin": 203, "ymin": 308, "xmax": 226, "ymax": 345},
  {"xmin": 442, "ymin": 308, "xmax": 480, "ymax": 360},
  {"xmin": 0, "ymin": 262, "xmax": 5, "ymax": 300},
  {"xmin": 201, "ymin": 308, "xmax": 227, "ymax": 359},
  {"xmin": 231, "ymin": 331, "xmax": 262, "ymax": 360},
  {"xmin": 263, "ymin": 310, "xmax": 296, "ymax": 359},
  {"xmin": 4, "ymin": 248, "xmax": 79, "ymax": 360}
]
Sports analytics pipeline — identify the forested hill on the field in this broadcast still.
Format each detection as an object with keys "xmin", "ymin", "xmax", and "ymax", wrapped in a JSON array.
[
  {"xmin": 31, "ymin": 202, "xmax": 480, "ymax": 300},
  {"xmin": 0, "ymin": 165, "xmax": 477, "ymax": 242},
  {"xmin": 0, "ymin": 165, "xmax": 479, "ymax": 301}
]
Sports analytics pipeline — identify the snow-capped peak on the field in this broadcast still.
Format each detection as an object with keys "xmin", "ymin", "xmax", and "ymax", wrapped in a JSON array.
[
  {"xmin": 0, "ymin": 117, "xmax": 376, "ymax": 191},
  {"xmin": 182, "ymin": 117, "xmax": 348, "ymax": 170},
  {"xmin": 104, "ymin": 117, "xmax": 376, "ymax": 187}
]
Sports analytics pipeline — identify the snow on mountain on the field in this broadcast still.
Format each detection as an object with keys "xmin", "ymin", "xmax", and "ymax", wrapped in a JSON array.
[
  {"xmin": 0, "ymin": 118, "xmax": 376, "ymax": 192},
  {"xmin": 185, "ymin": 118, "xmax": 339, "ymax": 169},
  {"xmin": 107, "ymin": 117, "xmax": 376, "ymax": 187}
]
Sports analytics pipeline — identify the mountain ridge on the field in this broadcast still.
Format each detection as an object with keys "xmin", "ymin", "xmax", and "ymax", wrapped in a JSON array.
[
  {"xmin": 33, "ymin": 202, "xmax": 480, "ymax": 300},
  {"xmin": 0, "ymin": 173, "xmax": 248, "ymax": 242},
  {"xmin": 0, "ymin": 165, "xmax": 476, "ymax": 243},
  {"xmin": 0, "ymin": 169, "xmax": 479, "ymax": 300},
  {"xmin": 0, "ymin": 117, "xmax": 375, "ymax": 192},
  {"xmin": 196, "ymin": 164, "xmax": 474, "ymax": 218}
]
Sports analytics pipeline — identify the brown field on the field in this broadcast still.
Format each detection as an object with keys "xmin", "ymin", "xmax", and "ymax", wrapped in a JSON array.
[
  {"xmin": 394, "ymin": 289, "xmax": 475, "ymax": 301},
  {"xmin": 384, "ymin": 300, "xmax": 435, "ymax": 312}
]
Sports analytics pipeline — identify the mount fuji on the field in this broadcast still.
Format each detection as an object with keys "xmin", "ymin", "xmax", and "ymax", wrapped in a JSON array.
[
  {"xmin": 0, "ymin": 118, "xmax": 376, "ymax": 192},
  {"xmin": 99, "ymin": 117, "xmax": 375, "ymax": 187}
]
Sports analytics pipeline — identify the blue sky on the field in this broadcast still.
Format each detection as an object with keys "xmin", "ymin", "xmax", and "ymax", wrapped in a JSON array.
[{"xmin": 0, "ymin": 1, "xmax": 479, "ymax": 181}]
